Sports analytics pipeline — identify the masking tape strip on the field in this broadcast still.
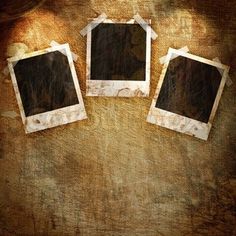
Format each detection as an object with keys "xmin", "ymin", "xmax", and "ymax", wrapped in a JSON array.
[
  {"xmin": 133, "ymin": 13, "xmax": 158, "ymax": 40},
  {"xmin": 213, "ymin": 57, "xmax": 233, "ymax": 87},
  {"xmin": 50, "ymin": 40, "xmax": 78, "ymax": 62},
  {"xmin": 159, "ymin": 46, "xmax": 189, "ymax": 64},
  {"xmin": 80, "ymin": 13, "xmax": 107, "ymax": 37}
]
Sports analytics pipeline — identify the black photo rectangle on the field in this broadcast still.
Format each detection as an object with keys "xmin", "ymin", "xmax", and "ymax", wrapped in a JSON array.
[
  {"xmin": 90, "ymin": 23, "xmax": 147, "ymax": 81},
  {"xmin": 155, "ymin": 55, "xmax": 222, "ymax": 123},
  {"xmin": 13, "ymin": 51, "xmax": 79, "ymax": 117}
]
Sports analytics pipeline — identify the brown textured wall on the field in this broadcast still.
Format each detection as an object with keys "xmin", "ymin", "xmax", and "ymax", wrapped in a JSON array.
[{"xmin": 0, "ymin": 0, "xmax": 236, "ymax": 235}]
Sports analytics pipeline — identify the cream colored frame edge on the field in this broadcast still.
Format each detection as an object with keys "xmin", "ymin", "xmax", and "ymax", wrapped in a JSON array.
[
  {"xmin": 7, "ymin": 44, "xmax": 87, "ymax": 133},
  {"xmin": 147, "ymin": 48, "xmax": 230, "ymax": 141},
  {"xmin": 86, "ymin": 18, "xmax": 152, "ymax": 97}
]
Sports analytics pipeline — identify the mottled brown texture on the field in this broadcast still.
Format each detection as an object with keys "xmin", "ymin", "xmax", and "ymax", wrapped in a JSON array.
[{"xmin": 0, "ymin": 0, "xmax": 236, "ymax": 236}]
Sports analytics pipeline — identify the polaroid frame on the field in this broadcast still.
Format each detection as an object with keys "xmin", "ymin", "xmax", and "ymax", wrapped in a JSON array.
[
  {"xmin": 147, "ymin": 48, "xmax": 230, "ymax": 140},
  {"xmin": 7, "ymin": 44, "xmax": 87, "ymax": 133},
  {"xmin": 86, "ymin": 18, "xmax": 152, "ymax": 97}
]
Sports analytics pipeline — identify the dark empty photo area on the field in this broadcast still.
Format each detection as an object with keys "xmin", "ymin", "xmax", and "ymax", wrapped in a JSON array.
[
  {"xmin": 14, "ymin": 51, "xmax": 79, "ymax": 117},
  {"xmin": 156, "ymin": 56, "xmax": 222, "ymax": 123},
  {"xmin": 90, "ymin": 23, "xmax": 146, "ymax": 81}
]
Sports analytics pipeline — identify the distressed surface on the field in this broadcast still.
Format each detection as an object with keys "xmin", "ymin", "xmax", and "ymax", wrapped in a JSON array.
[{"xmin": 0, "ymin": 0, "xmax": 236, "ymax": 235}]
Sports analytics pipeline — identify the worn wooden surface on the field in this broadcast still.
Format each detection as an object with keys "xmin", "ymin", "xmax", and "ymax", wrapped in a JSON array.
[{"xmin": 0, "ymin": 0, "xmax": 236, "ymax": 235}]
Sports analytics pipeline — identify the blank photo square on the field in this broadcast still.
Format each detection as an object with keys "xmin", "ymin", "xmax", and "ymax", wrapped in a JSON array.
[
  {"xmin": 147, "ymin": 48, "xmax": 230, "ymax": 140},
  {"xmin": 86, "ymin": 19, "xmax": 152, "ymax": 97},
  {"xmin": 8, "ymin": 44, "xmax": 87, "ymax": 133}
]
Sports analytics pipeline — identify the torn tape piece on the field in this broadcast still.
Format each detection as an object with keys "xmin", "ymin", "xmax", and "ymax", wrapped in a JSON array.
[
  {"xmin": 159, "ymin": 46, "xmax": 189, "ymax": 64},
  {"xmin": 213, "ymin": 57, "xmax": 233, "ymax": 87},
  {"xmin": 80, "ymin": 13, "xmax": 107, "ymax": 37},
  {"xmin": 50, "ymin": 40, "xmax": 78, "ymax": 62},
  {"xmin": 7, "ymin": 43, "xmax": 29, "ymax": 57},
  {"xmin": 133, "ymin": 13, "xmax": 158, "ymax": 40}
]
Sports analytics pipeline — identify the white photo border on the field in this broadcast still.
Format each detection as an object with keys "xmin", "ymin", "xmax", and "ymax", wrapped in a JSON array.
[
  {"xmin": 86, "ymin": 18, "xmax": 152, "ymax": 97},
  {"xmin": 147, "ymin": 48, "xmax": 230, "ymax": 141},
  {"xmin": 8, "ymin": 43, "xmax": 87, "ymax": 133}
]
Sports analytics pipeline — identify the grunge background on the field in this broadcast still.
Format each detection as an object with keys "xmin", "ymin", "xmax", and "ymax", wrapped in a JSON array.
[{"xmin": 0, "ymin": 0, "xmax": 236, "ymax": 235}]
